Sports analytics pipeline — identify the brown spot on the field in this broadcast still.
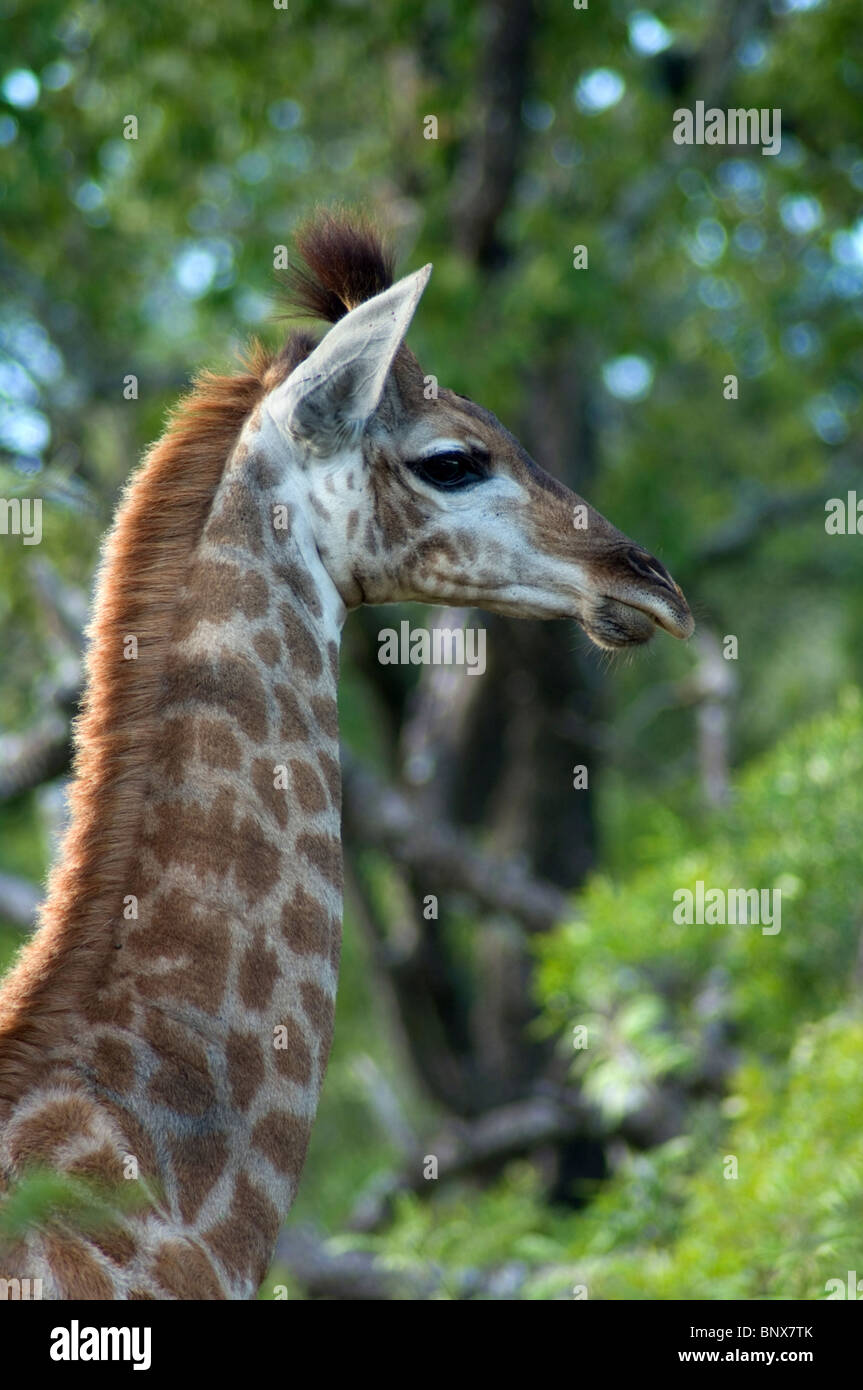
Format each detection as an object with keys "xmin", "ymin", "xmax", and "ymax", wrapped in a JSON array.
[
  {"xmin": 206, "ymin": 480, "xmax": 264, "ymax": 557},
  {"xmin": 329, "ymin": 924, "xmax": 342, "ymax": 974},
  {"xmin": 168, "ymin": 1132, "xmax": 229, "ymax": 1223},
  {"xmin": 154, "ymin": 1240, "xmax": 227, "ymax": 1300},
  {"xmin": 274, "ymin": 683, "xmax": 308, "ymax": 742},
  {"xmin": 173, "ymin": 560, "xmax": 269, "ymax": 641},
  {"xmin": 145, "ymin": 1016, "xmax": 216, "ymax": 1117},
  {"xmin": 249, "ymin": 453, "xmax": 278, "ymax": 490},
  {"xmin": 197, "ymin": 718, "xmax": 243, "ymax": 770},
  {"xmin": 253, "ymin": 630, "xmax": 282, "ymax": 666},
  {"xmin": 290, "ymin": 759, "xmax": 328, "ymax": 814},
  {"xmin": 414, "ymin": 534, "xmax": 459, "ymax": 567},
  {"xmin": 296, "ymin": 832, "xmax": 342, "ymax": 887},
  {"xmin": 9, "ymin": 1096, "xmax": 94, "ymax": 1169},
  {"xmin": 374, "ymin": 492, "xmax": 408, "ymax": 548},
  {"xmin": 162, "ymin": 652, "xmax": 269, "ymax": 742},
  {"xmin": 252, "ymin": 757, "xmax": 289, "ymax": 830},
  {"xmin": 90, "ymin": 1225, "xmax": 139, "ymax": 1268},
  {"xmin": 143, "ymin": 789, "xmax": 281, "ymax": 907},
  {"xmin": 364, "ymin": 518, "xmax": 378, "ymax": 554},
  {"xmin": 241, "ymin": 572, "xmax": 270, "ymax": 617},
  {"xmin": 141, "ymin": 1009, "xmax": 197, "ymax": 1060},
  {"xmin": 327, "ymin": 641, "xmax": 339, "ymax": 681},
  {"xmin": 274, "ymin": 561, "xmax": 323, "ymax": 618},
  {"xmin": 281, "ymin": 886, "xmax": 330, "ymax": 957},
  {"xmin": 90, "ymin": 1036, "xmax": 136, "ymax": 1094},
  {"xmin": 98, "ymin": 1104, "xmax": 161, "ymax": 1187},
  {"xmin": 458, "ymin": 531, "xmax": 478, "ymax": 562},
  {"xmin": 225, "ymin": 1030, "xmax": 266, "ymax": 1111},
  {"xmin": 237, "ymin": 928, "xmax": 281, "ymax": 1011},
  {"xmin": 234, "ymin": 809, "xmax": 283, "ymax": 904},
  {"xmin": 280, "ymin": 604, "xmax": 323, "ymax": 677},
  {"xmin": 154, "ymin": 715, "xmax": 243, "ymax": 784},
  {"xmin": 78, "ymin": 982, "xmax": 135, "ymax": 1031},
  {"xmin": 251, "ymin": 1109, "xmax": 311, "ymax": 1177},
  {"xmin": 43, "ymin": 1234, "xmax": 115, "ymax": 1300},
  {"xmin": 346, "ymin": 509, "xmax": 359, "ymax": 540},
  {"xmin": 402, "ymin": 497, "xmax": 425, "ymax": 528},
  {"xmin": 273, "ymin": 1015, "xmax": 313, "ymax": 1087},
  {"xmin": 310, "ymin": 695, "xmax": 338, "ymax": 739},
  {"xmin": 127, "ymin": 887, "xmax": 232, "ymax": 1011},
  {"xmin": 66, "ymin": 1142, "xmax": 126, "ymax": 1190},
  {"xmin": 153, "ymin": 715, "xmax": 194, "ymax": 785},
  {"xmin": 148, "ymin": 1059, "xmax": 216, "ymax": 1118},
  {"xmin": 203, "ymin": 1173, "xmax": 279, "ymax": 1286},
  {"xmin": 300, "ymin": 979, "xmax": 333, "ymax": 1037}
]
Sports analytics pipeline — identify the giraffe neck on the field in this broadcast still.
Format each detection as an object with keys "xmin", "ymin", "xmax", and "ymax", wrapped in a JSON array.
[{"xmin": 79, "ymin": 412, "xmax": 347, "ymax": 1295}]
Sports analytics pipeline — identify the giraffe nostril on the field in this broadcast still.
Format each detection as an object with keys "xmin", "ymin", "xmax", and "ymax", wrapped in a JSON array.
[{"xmin": 626, "ymin": 547, "xmax": 677, "ymax": 594}]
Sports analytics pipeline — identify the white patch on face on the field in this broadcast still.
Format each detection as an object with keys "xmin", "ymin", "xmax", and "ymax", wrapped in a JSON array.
[
  {"xmin": 246, "ymin": 409, "xmax": 352, "ymax": 630},
  {"xmin": 293, "ymin": 440, "xmax": 375, "ymax": 610},
  {"xmin": 414, "ymin": 436, "xmax": 480, "ymax": 458}
]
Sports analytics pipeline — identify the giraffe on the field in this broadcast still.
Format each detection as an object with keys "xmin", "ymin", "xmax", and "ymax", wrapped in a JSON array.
[{"xmin": 0, "ymin": 215, "xmax": 693, "ymax": 1300}]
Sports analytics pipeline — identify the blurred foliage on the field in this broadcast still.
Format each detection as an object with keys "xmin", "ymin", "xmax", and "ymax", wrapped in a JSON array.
[
  {"xmin": 348, "ymin": 1011, "xmax": 863, "ymax": 1299},
  {"xmin": 538, "ymin": 688, "xmax": 863, "ymax": 1066},
  {"xmin": 322, "ymin": 696, "xmax": 863, "ymax": 1298},
  {"xmin": 2, "ymin": 0, "xmax": 863, "ymax": 1299}
]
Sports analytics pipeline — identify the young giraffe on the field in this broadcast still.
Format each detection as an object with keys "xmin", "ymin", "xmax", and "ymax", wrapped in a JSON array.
[{"xmin": 0, "ymin": 216, "xmax": 693, "ymax": 1300}]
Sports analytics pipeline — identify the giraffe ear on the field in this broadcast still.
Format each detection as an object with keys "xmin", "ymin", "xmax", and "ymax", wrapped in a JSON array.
[{"xmin": 269, "ymin": 264, "xmax": 432, "ymax": 451}]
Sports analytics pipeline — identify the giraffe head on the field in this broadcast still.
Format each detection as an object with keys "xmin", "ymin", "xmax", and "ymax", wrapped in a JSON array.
[{"xmin": 265, "ymin": 223, "xmax": 693, "ymax": 650}]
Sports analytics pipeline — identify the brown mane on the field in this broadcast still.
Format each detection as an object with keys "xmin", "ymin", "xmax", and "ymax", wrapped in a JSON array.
[
  {"xmin": 0, "ymin": 349, "xmax": 267, "ymax": 1106},
  {"xmin": 0, "ymin": 214, "xmax": 391, "ymax": 1109}
]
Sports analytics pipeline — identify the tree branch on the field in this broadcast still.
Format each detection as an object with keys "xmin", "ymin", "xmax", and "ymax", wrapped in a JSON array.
[
  {"xmin": 341, "ymin": 749, "xmax": 568, "ymax": 933},
  {"xmin": 347, "ymin": 1089, "xmax": 590, "ymax": 1233},
  {"xmin": 0, "ymin": 717, "xmax": 73, "ymax": 802},
  {"xmin": 694, "ymin": 454, "xmax": 859, "ymax": 567},
  {"xmin": 273, "ymin": 1226, "xmax": 435, "ymax": 1300}
]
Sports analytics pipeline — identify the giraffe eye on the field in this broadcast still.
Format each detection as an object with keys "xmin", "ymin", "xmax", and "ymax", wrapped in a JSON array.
[{"xmin": 410, "ymin": 451, "xmax": 484, "ymax": 490}]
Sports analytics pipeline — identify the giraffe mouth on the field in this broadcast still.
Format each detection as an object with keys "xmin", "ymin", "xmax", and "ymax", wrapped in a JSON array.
[
  {"xmin": 583, "ymin": 598, "xmax": 689, "ymax": 649},
  {"xmin": 583, "ymin": 598, "xmax": 659, "ymax": 649}
]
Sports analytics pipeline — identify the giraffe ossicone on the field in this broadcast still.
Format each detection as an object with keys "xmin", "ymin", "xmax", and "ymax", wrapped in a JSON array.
[{"xmin": 0, "ymin": 214, "xmax": 692, "ymax": 1300}]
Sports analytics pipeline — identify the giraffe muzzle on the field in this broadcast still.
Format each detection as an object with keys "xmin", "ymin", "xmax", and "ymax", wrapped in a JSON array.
[{"xmin": 587, "ymin": 546, "xmax": 694, "ymax": 648}]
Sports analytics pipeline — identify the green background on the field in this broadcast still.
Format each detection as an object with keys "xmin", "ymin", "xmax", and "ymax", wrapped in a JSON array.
[{"xmin": 2, "ymin": 0, "xmax": 863, "ymax": 1299}]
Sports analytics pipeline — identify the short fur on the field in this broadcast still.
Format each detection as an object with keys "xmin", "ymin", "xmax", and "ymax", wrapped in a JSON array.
[{"xmin": 0, "ymin": 215, "xmax": 389, "ymax": 1110}]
